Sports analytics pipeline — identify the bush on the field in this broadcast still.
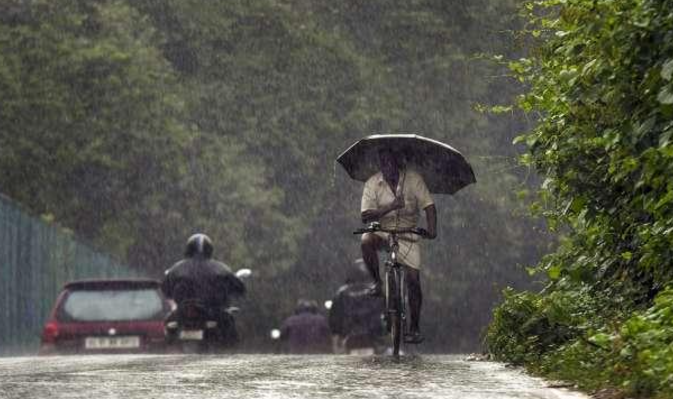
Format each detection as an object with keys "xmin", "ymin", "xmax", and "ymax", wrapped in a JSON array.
[
  {"xmin": 487, "ymin": 0, "xmax": 673, "ymax": 395},
  {"xmin": 486, "ymin": 287, "xmax": 590, "ymax": 365},
  {"xmin": 489, "ymin": 286, "xmax": 673, "ymax": 397},
  {"xmin": 610, "ymin": 287, "xmax": 673, "ymax": 398}
]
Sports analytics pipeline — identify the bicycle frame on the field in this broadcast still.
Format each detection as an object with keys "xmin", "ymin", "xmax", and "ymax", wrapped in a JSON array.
[{"xmin": 353, "ymin": 222, "xmax": 424, "ymax": 357}]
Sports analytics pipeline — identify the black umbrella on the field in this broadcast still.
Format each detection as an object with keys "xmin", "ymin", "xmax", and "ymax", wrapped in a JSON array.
[{"xmin": 336, "ymin": 134, "xmax": 476, "ymax": 194}]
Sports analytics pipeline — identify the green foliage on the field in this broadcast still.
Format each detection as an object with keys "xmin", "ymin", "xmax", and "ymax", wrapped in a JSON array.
[
  {"xmin": 536, "ymin": 340, "xmax": 609, "ymax": 391},
  {"xmin": 487, "ymin": 288, "xmax": 543, "ymax": 364},
  {"xmin": 486, "ymin": 287, "xmax": 593, "ymax": 365},
  {"xmin": 0, "ymin": 0, "xmax": 187, "ymax": 239},
  {"xmin": 513, "ymin": 0, "xmax": 673, "ymax": 297},
  {"xmin": 0, "ymin": 0, "xmax": 297, "ymax": 276},
  {"xmin": 488, "ymin": 0, "xmax": 673, "ymax": 395},
  {"xmin": 489, "ymin": 287, "xmax": 673, "ymax": 397},
  {"xmin": 611, "ymin": 287, "xmax": 673, "ymax": 397}
]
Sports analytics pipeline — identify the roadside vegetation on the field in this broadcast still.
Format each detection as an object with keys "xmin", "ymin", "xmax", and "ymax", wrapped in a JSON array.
[{"xmin": 486, "ymin": 0, "xmax": 673, "ymax": 397}]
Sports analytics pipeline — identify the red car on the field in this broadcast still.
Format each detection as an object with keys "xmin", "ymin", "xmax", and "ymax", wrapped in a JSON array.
[{"xmin": 39, "ymin": 279, "xmax": 172, "ymax": 355}]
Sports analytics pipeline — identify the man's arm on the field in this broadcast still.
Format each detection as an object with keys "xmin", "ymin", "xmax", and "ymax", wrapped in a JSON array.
[
  {"xmin": 361, "ymin": 196, "xmax": 405, "ymax": 224},
  {"xmin": 361, "ymin": 176, "xmax": 405, "ymax": 224},
  {"xmin": 424, "ymin": 204, "xmax": 437, "ymax": 239},
  {"xmin": 412, "ymin": 171, "xmax": 436, "ymax": 239}
]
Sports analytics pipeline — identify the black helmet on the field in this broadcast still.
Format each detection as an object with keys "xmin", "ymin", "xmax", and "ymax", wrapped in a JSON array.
[
  {"xmin": 185, "ymin": 233, "xmax": 213, "ymax": 258},
  {"xmin": 346, "ymin": 258, "xmax": 370, "ymax": 284}
]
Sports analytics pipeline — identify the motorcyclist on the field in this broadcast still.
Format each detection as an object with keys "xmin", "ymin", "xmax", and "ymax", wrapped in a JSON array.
[
  {"xmin": 279, "ymin": 299, "xmax": 331, "ymax": 354},
  {"xmin": 328, "ymin": 259, "xmax": 385, "ymax": 353},
  {"xmin": 161, "ymin": 233, "xmax": 246, "ymax": 346}
]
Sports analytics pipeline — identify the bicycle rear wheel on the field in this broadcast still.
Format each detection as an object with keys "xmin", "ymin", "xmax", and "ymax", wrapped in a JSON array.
[{"xmin": 387, "ymin": 268, "xmax": 403, "ymax": 357}]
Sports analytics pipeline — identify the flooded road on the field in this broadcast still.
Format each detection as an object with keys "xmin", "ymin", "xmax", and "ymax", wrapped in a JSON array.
[{"xmin": 0, "ymin": 354, "xmax": 587, "ymax": 399}]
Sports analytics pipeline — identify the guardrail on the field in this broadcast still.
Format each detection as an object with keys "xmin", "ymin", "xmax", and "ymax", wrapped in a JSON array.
[{"xmin": 0, "ymin": 194, "xmax": 139, "ymax": 355}]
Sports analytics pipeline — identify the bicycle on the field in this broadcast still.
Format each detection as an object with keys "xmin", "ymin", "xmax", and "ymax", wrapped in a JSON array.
[{"xmin": 354, "ymin": 222, "xmax": 427, "ymax": 357}]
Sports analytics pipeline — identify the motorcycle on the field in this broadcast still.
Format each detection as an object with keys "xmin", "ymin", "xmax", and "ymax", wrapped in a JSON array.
[
  {"xmin": 325, "ymin": 300, "xmax": 386, "ymax": 355},
  {"xmin": 164, "ymin": 268, "xmax": 251, "ymax": 354}
]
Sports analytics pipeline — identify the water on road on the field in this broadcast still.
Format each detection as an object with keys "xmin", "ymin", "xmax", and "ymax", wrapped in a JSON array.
[{"xmin": 0, "ymin": 354, "xmax": 587, "ymax": 399}]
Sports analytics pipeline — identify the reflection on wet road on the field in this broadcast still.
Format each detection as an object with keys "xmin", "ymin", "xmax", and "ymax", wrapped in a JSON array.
[{"xmin": 0, "ymin": 354, "xmax": 587, "ymax": 399}]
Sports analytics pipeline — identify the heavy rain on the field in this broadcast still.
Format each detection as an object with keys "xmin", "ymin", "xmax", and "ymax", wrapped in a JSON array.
[{"xmin": 1, "ymin": 0, "xmax": 671, "ymax": 398}]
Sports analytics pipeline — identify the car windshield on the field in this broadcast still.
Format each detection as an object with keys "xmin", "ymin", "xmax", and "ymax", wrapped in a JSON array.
[{"xmin": 61, "ymin": 288, "xmax": 164, "ymax": 321}]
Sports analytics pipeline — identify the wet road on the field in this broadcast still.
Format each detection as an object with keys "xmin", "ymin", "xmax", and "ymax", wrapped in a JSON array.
[{"xmin": 0, "ymin": 354, "xmax": 587, "ymax": 399}]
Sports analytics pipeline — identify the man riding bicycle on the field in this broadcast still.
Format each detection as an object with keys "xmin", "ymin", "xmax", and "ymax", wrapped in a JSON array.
[{"xmin": 360, "ymin": 148, "xmax": 437, "ymax": 344}]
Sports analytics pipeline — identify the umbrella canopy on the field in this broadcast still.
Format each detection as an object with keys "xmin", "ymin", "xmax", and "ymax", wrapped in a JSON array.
[{"xmin": 336, "ymin": 134, "xmax": 476, "ymax": 194}]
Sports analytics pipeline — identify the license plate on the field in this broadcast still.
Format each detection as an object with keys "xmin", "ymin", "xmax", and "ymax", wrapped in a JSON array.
[
  {"xmin": 85, "ymin": 336, "xmax": 140, "ymax": 349},
  {"xmin": 179, "ymin": 330, "xmax": 204, "ymax": 340}
]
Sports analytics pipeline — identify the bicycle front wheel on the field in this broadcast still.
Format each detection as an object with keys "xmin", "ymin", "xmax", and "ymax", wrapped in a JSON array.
[{"xmin": 387, "ymin": 268, "xmax": 403, "ymax": 357}]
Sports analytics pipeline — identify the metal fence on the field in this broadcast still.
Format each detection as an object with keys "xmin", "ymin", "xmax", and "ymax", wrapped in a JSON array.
[{"xmin": 0, "ymin": 194, "xmax": 140, "ymax": 355}]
